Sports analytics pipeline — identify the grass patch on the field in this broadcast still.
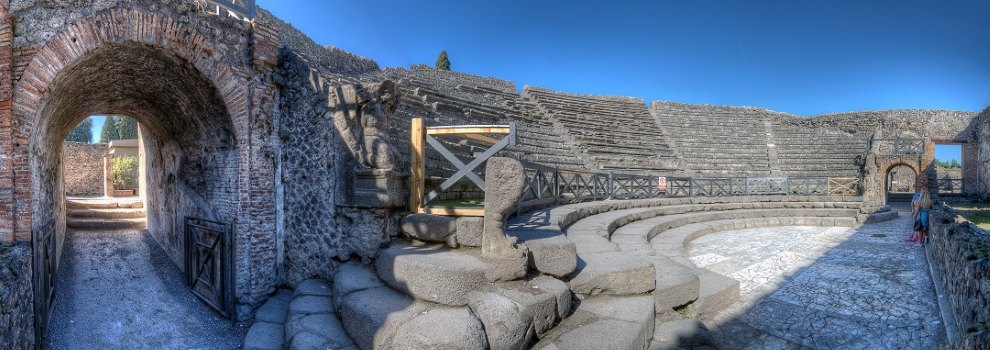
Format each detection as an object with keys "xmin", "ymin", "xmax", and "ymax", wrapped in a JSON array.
[
  {"xmin": 948, "ymin": 202, "xmax": 990, "ymax": 230},
  {"xmin": 431, "ymin": 198, "xmax": 485, "ymax": 207}
]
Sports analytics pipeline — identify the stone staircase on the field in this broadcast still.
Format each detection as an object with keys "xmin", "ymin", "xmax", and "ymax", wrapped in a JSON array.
[{"xmin": 66, "ymin": 197, "xmax": 147, "ymax": 230}]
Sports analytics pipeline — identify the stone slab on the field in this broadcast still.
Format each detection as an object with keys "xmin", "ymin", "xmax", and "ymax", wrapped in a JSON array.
[
  {"xmin": 376, "ymin": 243, "xmax": 489, "ymax": 306},
  {"xmin": 568, "ymin": 251, "xmax": 655, "ymax": 296}
]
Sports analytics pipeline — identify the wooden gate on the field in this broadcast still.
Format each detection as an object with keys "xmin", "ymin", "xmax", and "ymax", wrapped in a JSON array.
[
  {"xmin": 184, "ymin": 217, "xmax": 233, "ymax": 319},
  {"xmin": 32, "ymin": 219, "xmax": 57, "ymax": 347}
]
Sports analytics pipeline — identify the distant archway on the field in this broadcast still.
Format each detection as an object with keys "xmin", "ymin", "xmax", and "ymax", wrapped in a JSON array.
[{"xmin": 885, "ymin": 164, "xmax": 917, "ymax": 202}]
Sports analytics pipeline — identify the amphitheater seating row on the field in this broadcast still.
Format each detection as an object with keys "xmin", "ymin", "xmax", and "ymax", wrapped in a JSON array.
[
  {"xmin": 506, "ymin": 195, "xmax": 894, "ymax": 348},
  {"xmin": 525, "ymin": 87, "xmax": 681, "ymax": 174},
  {"xmin": 652, "ymin": 101, "xmax": 774, "ymax": 176}
]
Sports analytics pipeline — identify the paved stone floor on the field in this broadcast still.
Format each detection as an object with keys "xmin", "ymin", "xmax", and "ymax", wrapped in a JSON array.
[
  {"xmin": 45, "ymin": 228, "xmax": 247, "ymax": 350},
  {"xmin": 692, "ymin": 211, "xmax": 945, "ymax": 349}
]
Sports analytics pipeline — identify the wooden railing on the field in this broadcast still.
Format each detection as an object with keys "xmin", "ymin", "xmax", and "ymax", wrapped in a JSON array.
[{"xmin": 408, "ymin": 117, "xmax": 515, "ymax": 216}]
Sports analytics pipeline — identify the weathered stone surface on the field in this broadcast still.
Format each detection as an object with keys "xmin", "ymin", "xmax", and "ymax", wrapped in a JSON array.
[
  {"xmin": 467, "ymin": 292, "xmax": 531, "ymax": 350},
  {"xmin": 390, "ymin": 306, "xmax": 488, "ymax": 350},
  {"xmin": 533, "ymin": 295, "xmax": 655, "ymax": 350},
  {"xmin": 650, "ymin": 319, "xmax": 712, "ymax": 349},
  {"xmin": 333, "ymin": 262, "xmax": 386, "ymax": 306},
  {"xmin": 339, "ymin": 286, "xmax": 429, "ymax": 350},
  {"xmin": 568, "ymin": 252, "xmax": 656, "ymax": 296},
  {"xmin": 652, "ymin": 257, "xmax": 701, "ymax": 312},
  {"xmin": 684, "ymin": 269, "xmax": 740, "ymax": 318},
  {"xmin": 243, "ymin": 322, "xmax": 285, "ymax": 350},
  {"xmin": 254, "ymin": 290, "xmax": 292, "ymax": 324},
  {"xmin": 286, "ymin": 313, "xmax": 356, "ymax": 350},
  {"xmin": 376, "ymin": 243, "xmax": 488, "ymax": 306},
  {"xmin": 295, "ymin": 279, "xmax": 332, "ymax": 297},
  {"xmin": 62, "ymin": 141, "xmax": 107, "ymax": 196},
  {"xmin": 289, "ymin": 295, "xmax": 335, "ymax": 315},
  {"xmin": 401, "ymin": 213, "xmax": 456, "ymax": 243},
  {"xmin": 481, "ymin": 157, "xmax": 529, "ymax": 280},
  {"xmin": 506, "ymin": 228, "xmax": 577, "ymax": 277},
  {"xmin": 456, "ymin": 217, "xmax": 484, "ymax": 247}
]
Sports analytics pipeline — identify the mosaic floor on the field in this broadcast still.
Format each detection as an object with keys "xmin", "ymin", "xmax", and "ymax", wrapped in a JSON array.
[{"xmin": 691, "ymin": 213, "xmax": 946, "ymax": 349}]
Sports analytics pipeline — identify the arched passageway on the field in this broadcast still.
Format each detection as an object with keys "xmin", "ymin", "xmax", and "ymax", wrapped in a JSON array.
[
  {"xmin": 27, "ymin": 42, "xmax": 241, "ymax": 345},
  {"xmin": 885, "ymin": 164, "xmax": 917, "ymax": 203}
]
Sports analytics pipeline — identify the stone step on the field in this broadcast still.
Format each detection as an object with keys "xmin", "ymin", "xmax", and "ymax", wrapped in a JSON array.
[
  {"xmin": 375, "ymin": 242, "xmax": 492, "ymax": 306},
  {"xmin": 337, "ymin": 277, "xmax": 487, "ymax": 350},
  {"xmin": 682, "ymin": 269, "xmax": 740, "ymax": 320},
  {"xmin": 533, "ymin": 295, "xmax": 655, "ymax": 350},
  {"xmin": 66, "ymin": 217, "xmax": 146, "ymax": 230},
  {"xmin": 67, "ymin": 208, "xmax": 146, "ymax": 219},
  {"xmin": 467, "ymin": 276, "xmax": 572, "ymax": 350},
  {"xmin": 244, "ymin": 290, "xmax": 293, "ymax": 350},
  {"xmin": 66, "ymin": 198, "xmax": 144, "ymax": 209},
  {"xmin": 649, "ymin": 319, "xmax": 714, "ymax": 350},
  {"xmin": 285, "ymin": 279, "xmax": 356, "ymax": 350},
  {"xmin": 504, "ymin": 225, "xmax": 577, "ymax": 278},
  {"xmin": 399, "ymin": 213, "xmax": 456, "ymax": 246},
  {"xmin": 567, "ymin": 251, "xmax": 655, "ymax": 296},
  {"xmin": 650, "ymin": 256, "xmax": 700, "ymax": 313}
]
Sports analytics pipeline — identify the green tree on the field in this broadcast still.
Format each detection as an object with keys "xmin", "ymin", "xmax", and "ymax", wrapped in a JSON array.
[
  {"xmin": 435, "ymin": 50, "xmax": 451, "ymax": 71},
  {"xmin": 100, "ymin": 116, "xmax": 138, "ymax": 143},
  {"xmin": 950, "ymin": 159, "xmax": 961, "ymax": 168},
  {"xmin": 111, "ymin": 156, "xmax": 139, "ymax": 190},
  {"xmin": 66, "ymin": 117, "xmax": 93, "ymax": 143}
]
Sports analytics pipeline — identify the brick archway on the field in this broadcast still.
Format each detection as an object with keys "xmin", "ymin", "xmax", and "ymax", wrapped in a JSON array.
[
  {"xmin": 1, "ymin": 8, "xmax": 280, "ymax": 334},
  {"xmin": 876, "ymin": 155, "xmax": 924, "ymax": 204},
  {"xmin": 10, "ymin": 9, "xmax": 252, "ymax": 242}
]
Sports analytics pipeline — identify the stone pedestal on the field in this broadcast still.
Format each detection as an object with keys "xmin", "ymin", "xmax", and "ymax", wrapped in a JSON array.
[{"xmin": 342, "ymin": 169, "xmax": 406, "ymax": 208}]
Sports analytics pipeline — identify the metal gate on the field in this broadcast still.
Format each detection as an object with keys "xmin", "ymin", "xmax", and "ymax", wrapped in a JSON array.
[
  {"xmin": 33, "ymin": 219, "xmax": 57, "ymax": 347},
  {"xmin": 184, "ymin": 217, "xmax": 233, "ymax": 319}
]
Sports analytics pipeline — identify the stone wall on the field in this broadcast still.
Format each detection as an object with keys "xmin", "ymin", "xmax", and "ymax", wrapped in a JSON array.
[
  {"xmin": 274, "ymin": 51, "xmax": 398, "ymax": 286},
  {"xmin": 62, "ymin": 141, "xmax": 105, "ymax": 196},
  {"xmin": 974, "ymin": 107, "xmax": 990, "ymax": 199},
  {"xmin": 928, "ymin": 205, "xmax": 990, "ymax": 348},
  {"xmin": 0, "ymin": 244, "xmax": 33, "ymax": 350}
]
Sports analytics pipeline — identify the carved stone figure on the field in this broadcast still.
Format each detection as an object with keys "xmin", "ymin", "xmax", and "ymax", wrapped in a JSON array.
[
  {"xmin": 481, "ymin": 157, "xmax": 529, "ymax": 281},
  {"xmin": 329, "ymin": 80, "xmax": 401, "ymax": 171}
]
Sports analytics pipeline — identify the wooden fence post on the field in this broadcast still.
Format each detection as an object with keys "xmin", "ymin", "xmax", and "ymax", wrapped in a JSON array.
[{"xmin": 409, "ymin": 117, "xmax": 425, "ymax": 213}]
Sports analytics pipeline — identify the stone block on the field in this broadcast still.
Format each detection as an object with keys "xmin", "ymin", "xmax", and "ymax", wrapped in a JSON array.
[
  {"xmin": 289, "ymin": 295, "xmax": 335, "ymax": 315},
  {"xmin": 333, "ymin": 262, "xmax": 386, "ymax": 307},
  {"xmin": 507, "ymin": 229, "xmax": 578, "ymax": 277},
  {"xmin": 401, "ymin": 213, "xmax": 456, "ymax": 243},
  {"xmin": 456, "ymin": 217, "xmax": 484, "ymax": 247},
  {"xmin": 244, "ymin": 322, "xmax": 285, "ymax": 350},
  {"xmin": 255, "ymin": 292, "xmax": 291, "ymax": 324},
  {"xmin": 568, "ymin": 252, "xmax": 656, "ymax": 296},
  {"xmin": 390, "ymin": 306, "xmax": 488, "ymax": 350},
  {"xmin": 339, "ymin": 287, "xmax": 430, "ymax": 350},
  {"xmin": 376, "ymin": 243, "xmax": 488, "ymax": 306},
  {"xmin": 295, "ymin": 279, "xmax": 332, "ymax": 297}
]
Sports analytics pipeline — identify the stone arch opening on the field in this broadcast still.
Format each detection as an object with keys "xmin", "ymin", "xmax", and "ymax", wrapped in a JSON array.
[
  {"xmin": 27, "ymin": 39, "xmax": 238, "ymax": 315},
  {"xmin": 885, "ymin": 164, "xmax": 918, "ymax": 203}
]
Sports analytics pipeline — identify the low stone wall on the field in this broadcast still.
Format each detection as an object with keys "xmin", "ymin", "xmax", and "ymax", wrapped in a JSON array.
[
  {"xmin": 0, "ymin": 244, "xmax": 34, "ymax": 349},
  {"xmin": 62, "ymin": 141, "xmax": 106, "ymax": 196},
  {"xmin": 928, "ymin": 205, "xmax": 990, "ymax": 349}
]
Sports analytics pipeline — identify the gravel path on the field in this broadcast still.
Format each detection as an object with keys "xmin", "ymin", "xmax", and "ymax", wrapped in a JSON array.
[
  {"xmin": 694, "ymin": 209, "xmax": 945, "ymax": 349},
  {"xmin": 45, "ymin": 228, "xmax": 248, "ymax": 350}
]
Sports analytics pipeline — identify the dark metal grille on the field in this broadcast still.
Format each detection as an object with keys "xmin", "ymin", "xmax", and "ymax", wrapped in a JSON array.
[
  {"xmin": 936, "ymin": 178, "xmax": 963, "ymax": 194},
  {"xmin": 185, "ymin": 217, "xmax": 233, "ymax": 319},
  {"xmin": 33, "ymin": 219, "xmax": 58, "ymax": 346},
  {"xmin": 512, "ymin": 163, "xmax": 861, "ymax": 216}
]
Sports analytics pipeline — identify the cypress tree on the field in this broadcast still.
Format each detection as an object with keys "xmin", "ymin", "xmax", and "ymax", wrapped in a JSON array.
[
  {"xmin": 435, "ymin": 50, "xmax": 451, "ymax": 71},
  {"xmin": 66, "ymin": 117, "xmax": 93, "ymax": 143}
]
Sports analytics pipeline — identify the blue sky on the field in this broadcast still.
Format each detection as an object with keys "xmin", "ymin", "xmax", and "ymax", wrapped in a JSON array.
[
  {"xmin": 89, "ymin": 1, "xmax": 985, "ymax": 162},
  {"xmin": 258, "ymin": 0, "xmax": 989, "ymax": 117}
]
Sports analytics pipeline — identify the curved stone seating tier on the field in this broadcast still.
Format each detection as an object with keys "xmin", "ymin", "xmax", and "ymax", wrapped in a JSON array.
[
  {"xmin": 506, "ymin": 194, "xmax": 896, "ymax": 349},
  {"xmin": 772, "ymin": 123, "xmax": 867, "ymax": 178},
  {"xmin": 652, "ymin": 101, "xmax": 773, "ymax": 176},
  {"xmin": 525, "ymin": 87, "xmax": 681, "ymax": 173}
]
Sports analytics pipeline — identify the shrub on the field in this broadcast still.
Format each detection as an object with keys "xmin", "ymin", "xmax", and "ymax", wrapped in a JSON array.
[{"xmin": 111, "ymin": 156, "xmax": 139, "ymax": 190}]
